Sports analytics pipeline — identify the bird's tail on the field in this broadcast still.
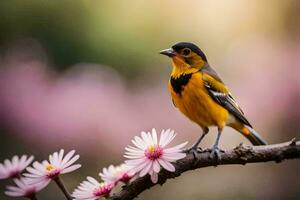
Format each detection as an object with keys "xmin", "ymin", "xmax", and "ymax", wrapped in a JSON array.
[
  {"xmin": 244, "ymin": 126, "xmax": 267, "ymax": 145},
  {"xmin": 230, "ymin": 123, "xmax": 267, "ymax": 145}
]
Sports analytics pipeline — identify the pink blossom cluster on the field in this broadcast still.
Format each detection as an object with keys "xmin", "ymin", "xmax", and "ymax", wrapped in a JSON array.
[
  {"xmin": 0, "ymin": 150, "xmax": 81, "ymax": 199},
  {"xmin": 0, "ymin": 128, "xmax": 187, "ymax": 200}
]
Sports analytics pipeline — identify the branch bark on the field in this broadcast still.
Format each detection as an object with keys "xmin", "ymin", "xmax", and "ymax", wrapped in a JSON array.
[{"xmin": 108, "ymin": 140, "xmax": 300, "ymax": 200}]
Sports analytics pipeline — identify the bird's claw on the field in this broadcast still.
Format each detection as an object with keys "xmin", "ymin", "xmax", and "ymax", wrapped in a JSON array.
[
  {"xmin": 209, "ymin": 146, "xmax": 222, "ymax": 161},
  {"xmin": 184, "ymin": 146, "xmax": 202, "ymax": 160},
  {"xmin": 190, "ymin": 148, "xmax": 198, "ymax": 160}
]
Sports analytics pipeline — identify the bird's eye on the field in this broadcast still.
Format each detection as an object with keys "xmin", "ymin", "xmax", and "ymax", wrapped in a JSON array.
[{"xmin": 182, "ymin": 48, "xmax": 191, "ymax": 56}]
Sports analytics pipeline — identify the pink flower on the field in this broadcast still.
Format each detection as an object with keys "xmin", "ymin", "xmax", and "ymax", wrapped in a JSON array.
[
  {"xmin": 24, "ymin": 149, "xmax": 81, "ymax": 186},
  {"xmin": 124, "ymin": 128, "xmax": 187, "ymax": 183},
  {"xmin": 72, "ymin": 176, "xmax": 113, "ymax": 200},
  {"xmin": 99, "ymin": 164, "xmax": 133, "ymax": 185},
  {"xmin": 0, "ymin": 155, "xmax": 34, "ymax": 180},
  {"xmin": 5, "ymin": 177, "xmax": 48, "ymax": 198}
]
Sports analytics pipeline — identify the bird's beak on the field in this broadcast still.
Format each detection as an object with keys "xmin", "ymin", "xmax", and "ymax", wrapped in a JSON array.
[{"xmin": 159, "ymin": 48, "xmax": 175, "ymax": 57}]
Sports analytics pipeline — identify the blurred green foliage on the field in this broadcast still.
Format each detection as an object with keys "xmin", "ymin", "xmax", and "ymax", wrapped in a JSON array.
[
  {"xmin": 0, "ymin": 1, "xmax": 159, "ymax": 78},
  {"xmin": 1, "ymin": 0, "xmax": 297, "ymax": 79}
]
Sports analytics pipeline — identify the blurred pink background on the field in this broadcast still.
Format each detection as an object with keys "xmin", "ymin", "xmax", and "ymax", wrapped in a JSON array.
[{"xmin": 0, "ymin": 0, "xmax": 299, "ymax": 199}]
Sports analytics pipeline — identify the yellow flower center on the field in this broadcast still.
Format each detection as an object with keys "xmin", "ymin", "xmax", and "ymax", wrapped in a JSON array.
[
  {"xmin": 46, "ymin": 164, "xmax": 54, "ymax": 171},
  {"xmin": 148, "ymin": 145, "xmax": 156, "ymax": 153},
  {"xmin": 45, "ymin": 164, "xmax": 60, "ymax": 178},
  {"xmin": 144, "ymin": 145, "xmax": 163, "ymax": 160}
]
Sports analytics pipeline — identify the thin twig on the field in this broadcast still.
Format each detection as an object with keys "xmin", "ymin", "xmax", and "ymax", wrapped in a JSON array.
[
  {"xmin": 54, "ymin": 176, "xmax": 72, "ymax": 200},
  {"xmin": 108, "ymin": 140, "xmax": 300, "ymax": 200}
]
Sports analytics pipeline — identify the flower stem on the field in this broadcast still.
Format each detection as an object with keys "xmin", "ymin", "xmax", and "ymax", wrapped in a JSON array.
[
  {"xmin": 54, "ymin": 176, "xmax": 72, "ymax": 200},
  {"xmin": 28, "ymin": 194, "xmax": 38, "ymax": 200}
]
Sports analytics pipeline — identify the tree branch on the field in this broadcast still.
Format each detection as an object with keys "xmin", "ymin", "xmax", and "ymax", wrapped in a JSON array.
[{"xmin": 108, "ymin": 140, "xmax": 300, "ymax": 200}]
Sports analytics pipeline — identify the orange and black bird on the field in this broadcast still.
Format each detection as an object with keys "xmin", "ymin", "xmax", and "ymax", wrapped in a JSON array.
[{"xmin": 160, "ymin": 42, "xmax": 267, "ymax": 159}]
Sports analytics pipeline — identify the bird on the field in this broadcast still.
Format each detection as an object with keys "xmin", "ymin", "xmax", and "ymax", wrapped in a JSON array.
[{"xmin": 160, "ymin": 42, "xmax": 267, "ymax": 159}]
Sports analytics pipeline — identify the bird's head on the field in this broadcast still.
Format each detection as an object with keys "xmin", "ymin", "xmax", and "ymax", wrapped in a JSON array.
[{"xmin": 160, "ymin": 42, "xmax": 207, "ymax": 71}]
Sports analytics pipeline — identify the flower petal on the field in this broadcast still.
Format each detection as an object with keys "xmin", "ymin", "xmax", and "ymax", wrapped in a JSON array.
[
  {"xmin": 159, "ymin": 129, "xmax": 176, "ymax": 147},
  {"xmin": 151, "ymin": 128, "xmax": 158, "ymax": 145},
  {"xmin": 163, "ymin": 142, "xmax": 188, "ymax": 153},
  {"xmin": 61, "ymin": 150, "xmax": 75, "ymax": 166},
  {"xmin": 61, "ymin": 164, "xmax": 81, "ymax": 174},
  {"xmin": 139, "ymin": 161, "xmax": 152, "ymax": 177},
  {"xmin": 163, "ymin": 152, "xmax": 186, "ymax": 161},
  {"xmin": 157, "ymin": 159, "xmax": 175, "ymax": 172},
  {"xmin": 150, "ymin": 172, "xmax": 158, "ymax": 183}
]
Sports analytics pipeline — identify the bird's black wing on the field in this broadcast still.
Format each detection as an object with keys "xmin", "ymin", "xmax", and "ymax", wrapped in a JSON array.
[{"xmin": 201, "ymin": 64, "xmax": 252, "ymax": 127}]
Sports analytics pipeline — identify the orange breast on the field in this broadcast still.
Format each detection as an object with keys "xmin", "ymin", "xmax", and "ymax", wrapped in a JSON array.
[{"xmin": 168, "ymin": 72, "xmax": 229, "ymax": 128}]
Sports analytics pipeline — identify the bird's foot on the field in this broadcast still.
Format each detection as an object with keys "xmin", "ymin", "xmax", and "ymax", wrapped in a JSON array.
[
  {"xmin": 209, "ymin": 145, "xmax": 223, "ymax": 161},
  {"xmin": 184, "ymin": 145, "xmax": 202, "ymax": 160}
]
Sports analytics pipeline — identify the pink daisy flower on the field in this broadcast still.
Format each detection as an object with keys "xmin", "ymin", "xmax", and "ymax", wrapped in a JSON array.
[
  {"xmin": 99, "ymin": 164, "xmax": 134, "ymax": 185},
  {"xmin": 0, "ymin": 155, "xmax": 34, "ymax": 180},
  {"xmin": 72, "ymin": 176, "xmax": 113, "ymax": 200},
  {"xmin": 5, "ymin": 177, "xmax": 48, "ymax": 198},
  {"xmin": 124, "ymin": 128, "xmax": 187, "ymax": 183},
  {"xmin": 24, "ymin": 149, "xmax": 81, "ymax": 185}
]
